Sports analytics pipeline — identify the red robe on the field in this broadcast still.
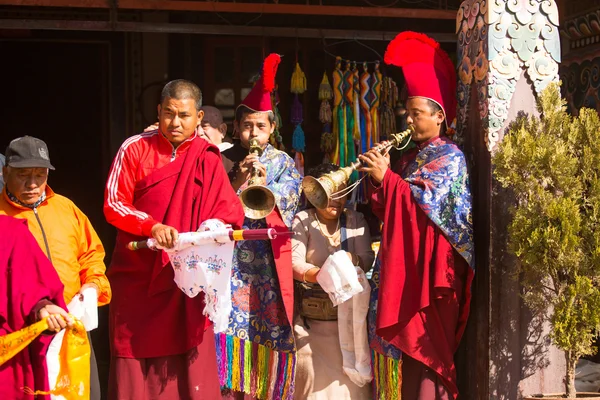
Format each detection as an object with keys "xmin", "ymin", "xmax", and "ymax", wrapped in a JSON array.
[
  {"xmin": 371, "ymin": 150, "xmax": 473, "ymax": 399},
  {"xmin": 107, "ymin": 137, "xmax": 244, "ymax": 359},
  {"xmin": 0, "ymin": 216, "xmax": 67, "ymax": 400}
]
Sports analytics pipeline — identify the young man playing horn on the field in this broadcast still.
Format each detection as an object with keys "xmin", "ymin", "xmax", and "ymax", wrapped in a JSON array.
[
  {"xmin": 217, "ymin": 54, "xmax": 302, "ymax": 400},
  {"xmin": 359, "ymin": 32, "xmax": 474, "ymax": 400},
  {"xmin": 104, "ymin": 79, "xmax": 245, "ymax": 399}
]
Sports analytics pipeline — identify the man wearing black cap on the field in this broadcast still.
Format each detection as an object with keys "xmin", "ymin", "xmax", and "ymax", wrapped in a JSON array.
[{"xmin": 0, "ymin": 135, "xmax": 110, "ymax": 400}]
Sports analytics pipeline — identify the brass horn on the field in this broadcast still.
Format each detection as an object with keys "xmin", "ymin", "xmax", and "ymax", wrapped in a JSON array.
[
  {"xmin": 240, "ymin": 138, "xmax": 276, "ymax": 219},
  {"xmin": 302, "ymin": 125, "xmax": 415, "ymax": 209}
]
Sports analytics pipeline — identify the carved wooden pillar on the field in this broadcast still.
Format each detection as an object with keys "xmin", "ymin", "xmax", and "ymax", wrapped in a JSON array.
[
  {"xmin": 559, "ymin": 9, "xmax": 600, "ymax": 117},
  {"xmin": 455, "ymin": 1, "xmax": 563, "ymax": 398}
]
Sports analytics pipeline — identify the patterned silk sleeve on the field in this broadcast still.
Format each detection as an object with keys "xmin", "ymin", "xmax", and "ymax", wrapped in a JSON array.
[{"xmin": 264, "ymin": 148, "xmax": 302, "ymax": 228}]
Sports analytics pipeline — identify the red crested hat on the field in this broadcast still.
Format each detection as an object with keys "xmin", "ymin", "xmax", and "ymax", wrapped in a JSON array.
[
  {"xmin": 384, "ymin": 31, "xmax": 457, "ymax": 125},
  {"xmin": 239, "ymin": 53, "xmax": 281, "ymax": 113}
]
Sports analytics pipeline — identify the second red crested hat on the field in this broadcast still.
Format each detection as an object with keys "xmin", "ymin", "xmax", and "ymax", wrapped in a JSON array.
[
  {"xmin": 239, "ymin": 53, "xmax": 281, "ymax": 113},
  {"xmin": 384, "ymin": 31, "xmax": 457, "ymax": 125}
]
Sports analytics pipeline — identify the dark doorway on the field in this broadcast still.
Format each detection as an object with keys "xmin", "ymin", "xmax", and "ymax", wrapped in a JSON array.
[{"xmin": 0, "ymin": 39, "xmax": 113, "ymax": 398}]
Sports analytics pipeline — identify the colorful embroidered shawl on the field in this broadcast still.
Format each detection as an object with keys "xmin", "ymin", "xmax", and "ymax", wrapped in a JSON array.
[
  {"xmin": 218, "ymin": 145, "xmax": 302, "ymax": 400},
  {"xmin": 402, "ymin": 136, "xmax": 474, "ymax": 268}
]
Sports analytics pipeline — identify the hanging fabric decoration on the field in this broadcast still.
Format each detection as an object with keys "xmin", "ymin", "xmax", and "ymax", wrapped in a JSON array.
[
  {"xmin": 352, "ymin": 62, "xmax": 361, "ymax": 143},
  {"xmin": 290, "ymin": 62, "xmax": 307, "ymax": 175},
  {"xmin": 359, "ymin": 62, "xmax": 372, "ymax": 153},
  {"xmin": 370, "ymin": 61, "xmax": 383, "ymax": 145},
  {"xmin": 291, "ymin": 62, "xmax": 307, "ymax": 94},
  {"xmin": 380, "ymin": 77, "xmax": 398, "ymax": 140},
  {"xmin": 355, "ymin": 62, "xmax": 372, "ymax": 204},
  {"xmin": 319, "ymin": 72, "xmax": 334, "ymax": 161},
  {"xmin": 342, "ymin": 61, "xmax": 358, "ymax": 184},
  {"xmin": 350, "ymin": 62, "xmax": 363, "ymax": 203},
  {"xmin": 332, "ymin": 57, "xmax": 344, "ymax": 165}
]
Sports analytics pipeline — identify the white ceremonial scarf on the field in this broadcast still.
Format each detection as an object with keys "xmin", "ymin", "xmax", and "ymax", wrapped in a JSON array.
[
  {"xmin": 157, "ymin": 219, "xmax": 235, "ymax": 333},
  {"xmin": 316, "ymin": 251, "xmax": 373, "ymax": 387}
]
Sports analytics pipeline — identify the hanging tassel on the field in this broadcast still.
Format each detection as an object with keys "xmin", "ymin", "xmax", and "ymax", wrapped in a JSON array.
[
  {"xmin": 290, "ymin": 63, "xmax": 307, "ymax": 94},
  {"xmin": 319, "ymin": 100, "xmax": 332, "ymax": 124},
  {"xmin": 320, "ymin": 122, "xmax": 334, "ymax": 152},
  {"xmin": 291, "ymin": 94, "xmax": 303, "ymax": 126},
  {"xmin": 319, "ymin": 72, "xmax": 333, "ymax": 101},
  {"xmin": 292, "ymin": 124, "xmax": 305, "ymax": 152},
  {"xmin": 320, "ymin": 131, "xmax": 335, "ymax": 153}
]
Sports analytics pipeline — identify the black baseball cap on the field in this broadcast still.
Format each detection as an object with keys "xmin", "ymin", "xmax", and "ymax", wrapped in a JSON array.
[{"xmin": 5, "ymin": 136, "xmax": 55, "ymax": 170}]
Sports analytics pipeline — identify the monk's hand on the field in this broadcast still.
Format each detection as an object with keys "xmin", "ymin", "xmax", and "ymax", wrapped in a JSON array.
[
  {"xmin": 358, "ymin": 148, "xmax": 390, "ymax": 184},
  {"xmin": 151, "ymin": 223, "xmax": 179, "ymax": 249},
  {"xmin": 39, "ymin": 304, "xmax": 74, "ymax": 332}
]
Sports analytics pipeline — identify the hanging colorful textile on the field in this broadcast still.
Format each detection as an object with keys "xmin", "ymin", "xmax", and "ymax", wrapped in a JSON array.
[
  {"xmin": 357, "ymin": 62, "xmax": 373, "ymax": 204},
  {"xmin": 332, "ymin": 57, "xmax": 344, "ymax": 165},
  {"xmin": 380, "ymin": 77, "xmax": 398, "ymax": 140},
  {"xmin": 290, "ymin": 62, "xmax": 307, "ymax": 175},
  {"xmin": 319, "ymin": 72, "xmax": 334, "ymax": 160},
  {"xmin": 0, "ymin": 318, "xmax": 91, "ymax": 399},
  {"xmin": 342, "ymin": 61, "xmax": 358, "ymax": 182},
  {"xmin": 370, "ymin": 61, "xmax": 383, "ymax": 145},
  {"xmin": 350, "ymin": 62, "xmax": 364, "ymax": 203},
  {"xmin": 359, "ymin": 62, "xmax": 372, "ymax": 152},
  {"xmin": 352, "ymin": 62, "xmax": 361, "ymax": 143}
]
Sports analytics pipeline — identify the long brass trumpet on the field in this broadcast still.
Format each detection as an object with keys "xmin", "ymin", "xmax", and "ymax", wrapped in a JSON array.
[
  {"xmin": 302, "ymin": 125, "xmax": 415, "ymax": 209},
  {"xmin": 240, "ymin": 138, "xmax": 276, "ymax": 219}
]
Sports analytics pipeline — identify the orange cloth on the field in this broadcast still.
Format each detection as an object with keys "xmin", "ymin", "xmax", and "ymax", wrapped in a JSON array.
[
  {"xmin": 0, "ymin": 186, "xmax": 111, "ymax": 306},
  {"xmin": 0, "ymin": 318, "xmax": 91, "ymax": 399}
]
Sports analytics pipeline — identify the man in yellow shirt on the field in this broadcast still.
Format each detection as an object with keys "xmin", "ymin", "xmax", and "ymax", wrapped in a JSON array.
[{"xmin": 0, "ymin": 136, "xmax": 110, "ymax": 400}]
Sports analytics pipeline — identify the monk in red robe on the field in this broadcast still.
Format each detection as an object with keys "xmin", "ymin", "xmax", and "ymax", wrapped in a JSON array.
[
  {"xmin": 359, "ymin": 32, "xmax": 474, "ymax": 400},
  {"xmin": 0, "ymin": 215, "xmax": 73, "ymax": 399},
  {"xmin": 104, "ymin": 79, "xmax": 245, "ymax": 399}
]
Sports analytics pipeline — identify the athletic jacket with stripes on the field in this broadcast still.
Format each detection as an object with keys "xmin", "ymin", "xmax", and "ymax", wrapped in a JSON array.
[{"xmin": 103, "ymin": 129, "xmax": 197, "ymax": 237}]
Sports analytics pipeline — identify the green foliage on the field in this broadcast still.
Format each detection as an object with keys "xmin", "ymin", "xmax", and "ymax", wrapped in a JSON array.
[
  {"xmin": 551, "ymin": 276, "xmax": 600, "ymax": 357},
  {"xmin": 493, "ymin": 83, "xmax": 600, "ymax": 365}
]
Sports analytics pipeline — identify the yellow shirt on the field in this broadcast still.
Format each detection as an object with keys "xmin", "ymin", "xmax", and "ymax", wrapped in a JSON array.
[{"xmin": 0, "ymin": 186, "xmax": 111, "ymax": 306}]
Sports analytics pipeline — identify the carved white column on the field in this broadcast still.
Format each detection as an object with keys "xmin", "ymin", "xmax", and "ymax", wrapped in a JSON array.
[{"xmin": 456, "ymin": 0, "xmax": 560, "ymax": 151}]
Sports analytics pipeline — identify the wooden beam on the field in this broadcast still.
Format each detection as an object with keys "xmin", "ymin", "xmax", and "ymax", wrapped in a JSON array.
[
  {"xmin": 0, "ymin": 0, "xmax": 458, "ymax": 20},
  {"xmin": 0, "ymin": 19, "xmax": 458, "ymax": 43}
]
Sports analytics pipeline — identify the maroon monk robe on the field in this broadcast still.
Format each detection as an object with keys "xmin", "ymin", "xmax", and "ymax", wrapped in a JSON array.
[
  {"xmin": 371, "ymin": 151, "xmax": 473, "ymax": 399},
  {"xmin": 0, "ymin": 216, "xmax": 67, "ymax": 400},
  {"xmin": 107, "ymin": 138, "xmax": 244, "ymax": 354}
]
